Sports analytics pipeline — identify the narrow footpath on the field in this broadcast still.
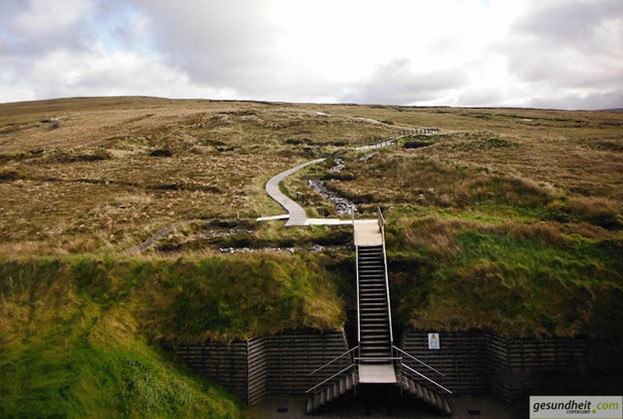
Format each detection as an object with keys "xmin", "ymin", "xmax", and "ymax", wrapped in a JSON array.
[
  {"xmin": 260, "ymin": 136, "xmax": 400, "ymax": 226},
  {"xmin": 264, "ymin": 158, "xmax": 326, "ymax": 226}
]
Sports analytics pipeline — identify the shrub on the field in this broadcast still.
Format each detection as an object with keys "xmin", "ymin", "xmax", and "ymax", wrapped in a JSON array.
[
  {"xmin": 546, "ymin": 199, "xmax": 574, "ymax": 223},
  {"xmin": 569, "ymin": 196, "xmax": 623, "ymax": 230},
  {"xmin": 150, "ymin": 148, "xmax": 173, "ymax": 157},
  {"xmin": 0, "ymin": 168, "xmax": 23, "ymax": 181},
  {"xmin": 403, "ymin": 140, "xmax": 434, "ymax": 149}
]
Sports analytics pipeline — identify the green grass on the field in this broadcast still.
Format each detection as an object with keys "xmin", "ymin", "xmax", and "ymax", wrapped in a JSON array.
[
  {"xmin": 392, "ymin": 227, "xmax": 623, "ymax": 337},
  {"xmin": 0, "ymin": 255, "xmax": 345, "ymax": 417}
]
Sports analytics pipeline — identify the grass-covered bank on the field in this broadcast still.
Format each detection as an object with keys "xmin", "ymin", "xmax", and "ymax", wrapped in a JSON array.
[
  {"xmin": 0, "ymin": 255, "xmax": 345, "ymax": 417},
  {"xmin": 387, "ymin": 217, "xmax": 623, "ymax": 338}
]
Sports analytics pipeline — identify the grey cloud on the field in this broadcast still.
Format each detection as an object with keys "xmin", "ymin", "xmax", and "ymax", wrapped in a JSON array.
[
  {"xmin": 528, "ymin": 90, "xmax": 623, "ymax": 110},
  {"xmin": 341, "ymin": 60, "xmax": 467, "ymax": 105},
  {"xmin": 513, "ymin": 0, "xmax": 623, "ymax": 51},
  {"xmin": 0, "ymin": 0, "xmax": 90, "ymax": 55},
  {"xmin": 130, "ymin": 0, "xmax": 283, "ymax": 93},
  {"xmin": 501, "ymin": 0, "xmax": 623, "ymax": 83},
  {"xmin": 495, "ymin": 0, "xmax": 623, "ymax": 109},
  {"xmin": 456, "ymin": 88, "xmax": 506, "ymax": 108}
]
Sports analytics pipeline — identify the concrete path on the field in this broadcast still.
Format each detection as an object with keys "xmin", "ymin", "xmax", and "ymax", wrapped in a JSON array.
[
  {"xmin": 261, "ymin": 122, "xmax": 411, "ymax": 227},
  {"xmin": 265, "ymin": 158, "xmax": 326, "ymax": 226}
]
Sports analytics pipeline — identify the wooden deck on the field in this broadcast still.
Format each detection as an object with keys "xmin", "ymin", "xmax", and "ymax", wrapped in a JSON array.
[
  {"xmin": 353, "ymin": 219, "xmax": 383, "ymax": 246},
  {"xmin": 358, "ymin": 364, "xmax": 397, "ymax": 384}
]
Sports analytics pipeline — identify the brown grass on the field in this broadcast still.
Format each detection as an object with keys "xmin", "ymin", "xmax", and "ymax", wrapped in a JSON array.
[{"xmin": 1, "ymin": 97, "xmax": 622, "ymax": 256}]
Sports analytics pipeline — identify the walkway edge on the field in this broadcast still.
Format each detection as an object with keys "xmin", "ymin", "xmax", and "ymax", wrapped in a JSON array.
[{"xmin": 264, "ymin": 158, "xmax": 326, "ymax": 226}]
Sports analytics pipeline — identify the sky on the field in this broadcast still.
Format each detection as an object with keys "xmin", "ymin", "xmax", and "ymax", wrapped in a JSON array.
[{"xmin": 0, "ymin": 0, "xmax": 622, "ymax": 109}]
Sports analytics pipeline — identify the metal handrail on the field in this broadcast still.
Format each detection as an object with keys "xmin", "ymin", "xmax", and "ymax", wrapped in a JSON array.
[
  {"xmin": 378, "ymin": 207, "xmax": 393, "ymax": 345},
  {"xmin": 308, "ymin": 346, "xmax": 358, "ymax": 376},
  {"xmin": 401, "ymin": 363, "xmax": 453, "ymax": 395},
  {"xmin": 377, "ymin": 206, "xmax": 386, "ymax": 227},
  {"xmin": 353, "ymin": 206, "xmax": 361, "ymax": 355},
  {"xmin": 306, "ymin": 364, "xmax": 355, "ymax": 394},
  {"xmin": 355, "ymin": 244, "xmax": 361, "ymax": 353},
  {"xmin": 393, "ymin": 345, "xmax": 445, "ymax": 377}
]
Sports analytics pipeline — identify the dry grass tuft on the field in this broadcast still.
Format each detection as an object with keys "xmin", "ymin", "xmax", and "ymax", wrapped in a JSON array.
[
  {"xmin": 394, "ymin": 216, "xmax": 472, "ymax": 259},
  {"xmin": 569, "ymin": 196, "xmax": 623, "ymax": 229}
]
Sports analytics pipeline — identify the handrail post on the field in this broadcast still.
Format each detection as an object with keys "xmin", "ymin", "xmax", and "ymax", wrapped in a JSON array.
[{"xmin": 353, "ymin": 207, "xmax": 361, "ymax": 360}]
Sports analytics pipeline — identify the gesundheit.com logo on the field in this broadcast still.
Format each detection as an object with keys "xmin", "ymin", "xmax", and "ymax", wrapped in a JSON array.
[{"xmin": 530, "ymin": 396, "xmax": 623, "ymax": 419}]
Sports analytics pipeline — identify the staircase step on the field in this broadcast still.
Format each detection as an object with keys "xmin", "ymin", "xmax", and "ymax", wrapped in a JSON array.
[
  {"xmin": 345, "ymin": 373, "xmax": 353, "ymax": 391},
  {"xmin": 360, "ymin": 300, "xmax": 386, "ymax": 304},
  {"xmin": 361, "ymin": 334, "xmax": 390, "ymax": 339},
  {"xmin": 361, "ymin": 338, "xmax": 390, "ymax": 343},
  {"xmin": 361, "ymin": 323, "xmax": 389, "ymax": 328},
  {"xmin": 361, "ymin": 330, "xmax": 389, "ymax": 335},
  {"xmin": 422, "ymin": 386, "xmax": 433, "ymax": 404},
  {"xmin": 432, "ymin": 392, "xmax": 442, "ymax": 409},
  {"xmin": 400, "ymin": 377, "xmax": 409, "ymax": 392},
  {"xmin": 359, "ymin": 294, "xmax": 386, "ymax": 299},
  {"xmin": 325, "ymin": 386, "xmax": 333, "ymax": 403},
  {"xmin": 360, "ymin": 320, "xmax": 389, "ymax": 324},
  {"xmin": 361, "ymin": 342, "xmax": 391, "ymax": 347},
  {"xmin": 408, "ymin": 379, "xmax": 417, "ymax": 396},
  {"xmin": 416, "ymin": 384, "xmax": 427, "ymax": 403},
  {"xmin": 361, "ymin": 349, "xmax": 392, "ymax": 354}
]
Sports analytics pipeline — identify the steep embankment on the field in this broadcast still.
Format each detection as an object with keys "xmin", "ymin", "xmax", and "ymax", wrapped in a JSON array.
[{"xmin": 0, "ymin": 255, "xmax": 344, "ymax": 417}]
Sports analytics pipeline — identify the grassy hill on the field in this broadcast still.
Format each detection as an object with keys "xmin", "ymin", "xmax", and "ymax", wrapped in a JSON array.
[{"xmin": 1, "ymin": 97, "xmax": 622, "ymax": 416}]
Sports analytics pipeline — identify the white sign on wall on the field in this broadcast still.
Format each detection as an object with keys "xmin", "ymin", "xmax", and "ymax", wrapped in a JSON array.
[{"xmin": 428, "ymin": 333, "xmax": 440, "ymax": 350}]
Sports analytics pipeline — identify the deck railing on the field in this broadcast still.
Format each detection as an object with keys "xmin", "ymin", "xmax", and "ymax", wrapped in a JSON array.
[{"xmin": 378, "ymin": 207, "xmax": 393, "ymax": 347}]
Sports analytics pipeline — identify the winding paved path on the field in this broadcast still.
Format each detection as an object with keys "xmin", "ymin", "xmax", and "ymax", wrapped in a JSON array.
[
  {"xmin": 260, "ymin": 113, "xmax": 428, "ymax": 227},
  {"xmin": 264, "ymin": 158, "xmax": 326, "ymax": 226},
  {"xmin": 262, "ymin": 138, "xmax": 399, "ymax": 226}
]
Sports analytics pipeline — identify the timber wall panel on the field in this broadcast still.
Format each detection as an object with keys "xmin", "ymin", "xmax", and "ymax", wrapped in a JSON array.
[{"xmin": 401, "ymin": 330, "xmax": 589, "ymax": 403}]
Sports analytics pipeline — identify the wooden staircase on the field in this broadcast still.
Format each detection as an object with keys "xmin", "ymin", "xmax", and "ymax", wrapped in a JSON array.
[
  {"xmin": 399, "ymin": 372, "xmax": 452, "ymax": 415},
  {"xmin": 358, "ymin": 244, "xmax": 392, "ymax": 362},
  {"xmin": 306, "ymin": 367, "xmax": 357, "ymax": 414},
  {"xmin": 306, "ymin": 210, "xmax": 452, "ymax": 415}
]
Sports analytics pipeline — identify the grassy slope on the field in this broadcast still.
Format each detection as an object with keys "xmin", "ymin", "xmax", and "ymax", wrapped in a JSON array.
[{"xmin": 0, "ymin": 255, "xmax": 344, "ymax": 417}]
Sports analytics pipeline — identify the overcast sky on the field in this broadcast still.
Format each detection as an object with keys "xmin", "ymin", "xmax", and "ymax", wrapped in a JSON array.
[{"xmin": 1, "ymin": 0, "xmax": 622, "ymax": 109}]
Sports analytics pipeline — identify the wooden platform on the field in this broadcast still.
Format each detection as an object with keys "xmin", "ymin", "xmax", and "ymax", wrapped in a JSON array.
[
  {"xmin": 358, "ymin": 364, "xmax": 397, "ymax": 384},
  {"xmin": 354, "ymin": 220, "xmax": 383, "ymax": 246}
]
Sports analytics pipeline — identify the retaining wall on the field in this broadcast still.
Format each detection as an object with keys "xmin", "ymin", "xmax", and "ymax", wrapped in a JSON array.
[
  {"xmin": 164, "ymin": 329, "xmax": 589, "ymax": 405},
  {"xmin": 401, "ymin": 330, "xmax": 589, "ymax": 402},
  {"xmin": 163, "ymin": 330, "xmax": 351, "ymax": 405}
]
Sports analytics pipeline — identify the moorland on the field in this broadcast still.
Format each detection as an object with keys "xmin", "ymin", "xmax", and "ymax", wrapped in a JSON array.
[{"xmin": 1, "ymin": 97, "xmax": 622, "ymax": 416}]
